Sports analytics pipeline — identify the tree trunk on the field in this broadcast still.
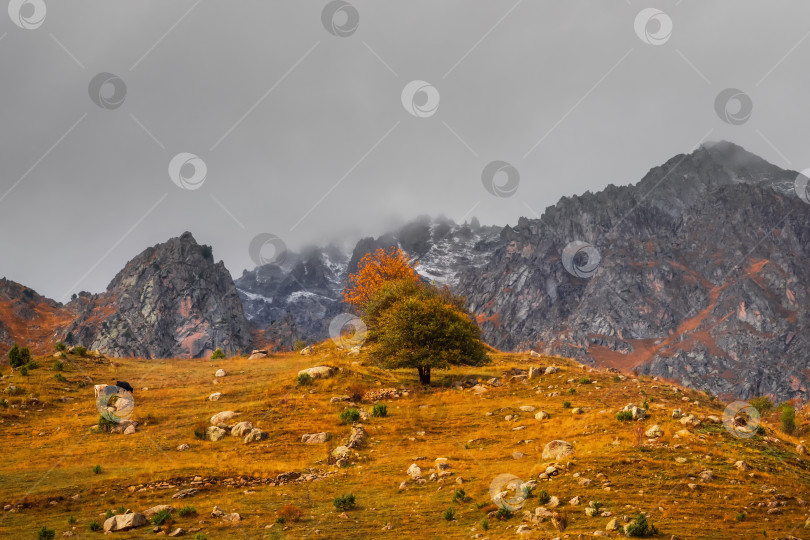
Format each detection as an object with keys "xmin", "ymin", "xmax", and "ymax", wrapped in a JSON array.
[{"xmin": 417, "ymin": 366, "xmax": 431, "ymax": 386}]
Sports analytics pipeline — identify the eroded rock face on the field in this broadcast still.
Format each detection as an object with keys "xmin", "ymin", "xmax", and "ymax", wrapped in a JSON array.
[
  {"xmin": 62, "ymin": 232, "xmax": 252, "ymax": 359},
  {"xmin": 456, "ymin": 142, "xmax": 810, "ymax": 402}
]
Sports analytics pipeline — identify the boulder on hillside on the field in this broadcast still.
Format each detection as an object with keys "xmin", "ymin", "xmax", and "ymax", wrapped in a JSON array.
[
  {"xmin": 143, "ymin": 505, "xmax": 174, "ymax": 517},
  {"xmin": 210, "ymin": 411, "xmax": 236, "ymax": 426},
  {"xmin": 542, "ymin": 440, "xmax": 574, "ymax": 460},
  {"xmin": 298, "ymin": 366, "xmax": 339, "ymax": 380},
  {"xmin": 645, "ymin": 425, "xmax": 663, "ymax": 438},
  {"xmin": 208, "ymin": 392, "xmax": 222, "ymax": 401},
  {"xmin": 215, "ymin": 369, "xmax": 226, "ymax": 378},
  {"xmin": 347, "ymin": 424, "xmax": 368, "ymax": 448},
  {"xmin": 243, "ymin": 428, "xmax": 268, "ymax": 444},
  {"xmin": 230, "ymin": 421, "xmax": 254, "ymax": 437},
  {"xmin": 207, "ymin": 426, "xmax": 227, "ymax": 442},
  {"xmin": 103, "ymin": 513, "xmax": 147, "ymax": 532},
  {"xmin": 248, "ymin": 349, "xmax": 268, "ymax": 359},
  {"xmin": 300, "ymin": 346, "xmax": 313, "ymax": 355},
  {"xmin": 302, "ymin": 432, "xmax": 331, "ymax": 444}
]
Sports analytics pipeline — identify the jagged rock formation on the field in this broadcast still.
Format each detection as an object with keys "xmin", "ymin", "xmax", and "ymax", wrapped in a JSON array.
[
  {"xmin": 60, "ymin": 232, "xmax": 252, "ymax": 358},
  {"xmin": 456, "ymin": 142, "xmax": 810, "ymax": 401}
]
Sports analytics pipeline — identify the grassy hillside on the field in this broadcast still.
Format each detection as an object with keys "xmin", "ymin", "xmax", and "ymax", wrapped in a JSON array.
[{"xmin": 1, "ymin": 343, "xmax": 809, "ymax": 539}]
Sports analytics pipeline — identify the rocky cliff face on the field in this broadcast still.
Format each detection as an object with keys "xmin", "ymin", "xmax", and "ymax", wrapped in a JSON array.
[
  {"xmin": 0, "ymin": 278, "xmax": 72, "ymax": 354},
  {"xmin": 456, "ymin": 142, "xmax": 810, "ymax": 401},
  {"xmin": 61, "ymin": 232, "xmax": 252, "ymax": 358}
]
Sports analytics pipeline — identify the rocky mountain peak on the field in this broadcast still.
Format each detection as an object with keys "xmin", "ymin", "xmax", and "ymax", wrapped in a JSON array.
[{"xmin": 61, "ymin": 233, "xmax": 252, "ymax": 359}]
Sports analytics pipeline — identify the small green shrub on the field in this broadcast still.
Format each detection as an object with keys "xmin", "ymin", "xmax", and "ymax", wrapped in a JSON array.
[
  {"xmin": 735, "ymin": 512, "xmax": 746, "ymax": 521},
  {"xmin": 211, "ymin": 348, "xmax": 225, "ymax": 359},
  {"xmin": 495, "ymin": 505, "xmax": 512, "ymax": 520},
  {"xmin": 642, "ymin": 400, "xmax": 649, "ymax": 410},
  {"xmin": 756, "ymin": 425, "xmax": 766, "ymax": 435},
  {"xmin": 297, "ymin": 373, "xmax": 313, "ymax": 386},
  {"xmin": 19, "ymin": 366, "xmax": 28, "ymax": 377},
  {"xmin": 781, "ymin": 405, "xmax": 796, "ymax": 434},
  {"xmin": 537, "ymin": 489, "xmax": 550, "ymax": 504},
  {"xmin": 97, "ymin": 416, "xmax": 116, "ymax": 432},
  {"xmin": 616, "ymin": 411, "xmax": 633, "ymax": 421},
  {"xmin": 340, "ymin": 408, "xmax": 361, "ymax": 424},
  {"xmin": 442, "ymin": 507, "xmax": 455, "ymax": 521},
  {"xmin": 67, "ymin": 515, "xmax": 77, "ymax": 525},
  {"xmin": 333, "ymin": 493, "xmax": 356, "ymax": 511},
  {"xmin": 93, "ymin": 465, "xmax": 102, "ymax": 475},
  {"xmin": 625, "ymin": 513, "xmax": 658, "ymax": 537},
  {"xmin": 37, "ymin": 526, "xmax": 55, "ymax": 540},
  {"xmin": 53, "ymin": 360, "xmax": 64, "ymax": 371},
  {"xmin": 562, "ymin": 401, "xmax": 571, "ymax": 408},
  {"xmin": 579, "ymin": 377, "xmax": 591, "ymax": 384},
  {"xmin": 88, "ymin": 521, "xmax": 101, "ymax": 532},
  {"xmin": 151, "ymin": 508, "xmax": 172, "ymax": 526},
  {"xmin": 178, "ymin": 505, "xmax": 197, "ymax": 517},
  {"xmin": 54, "ymin": 373, "xmax": 67, "ymax": 383},
  {"xmin": 452, "ymin": 488, "xmax": 469, "ymax": 503},
  {"xmin": 194, "ymin": 534, "xmax": 208, "ymax": 540},
  {"xmin": 55, "ymin": 342, "xmax": 66, "ymax": 351},
  {"xmin": 372, "ymin": 403, "xmax": 388, "ymax": 417},
  {"xmin": 567, "ymin": 388, "xmax": 576, "ymax": 394},
  {"xmin": 104, "ymin": 509, "xmax": 114, "ymax": 520},
  {"xmin": 613, "ymin": 375, "xmax": 621, "ymax": 382},
  {"xmin": 116, "ymin": 506, "xmax": 125, "ymax": 515},
  {"xmin": 0, "ymin": 398, "xmax": 8, "ymax": 408},
  {"xmin": 481, "ymin": 518, "xmax": 489, "ymax": 531},
  {"xmin": 275, "ymin": 516, "xmax": 286, "ymax": 524},
  {"xmin": 74, "ymin": 346, "xmax": 87, "ymax": 357}
]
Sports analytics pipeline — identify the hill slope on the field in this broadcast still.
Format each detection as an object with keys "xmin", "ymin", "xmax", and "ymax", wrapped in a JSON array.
[{"xmin": 0, "ymin": 345, "xmax": 808, "ymax": 538}]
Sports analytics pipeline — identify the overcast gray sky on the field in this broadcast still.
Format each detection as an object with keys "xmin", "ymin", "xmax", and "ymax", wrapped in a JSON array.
[{"xmin": 2, "ymin": 1, "xmax": 809, "ymax": 300}]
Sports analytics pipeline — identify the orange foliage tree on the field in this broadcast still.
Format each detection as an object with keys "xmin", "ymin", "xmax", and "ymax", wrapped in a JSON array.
[{"xmin": 343, "ymin": 247, "xmax": 419, "ymax": 310}]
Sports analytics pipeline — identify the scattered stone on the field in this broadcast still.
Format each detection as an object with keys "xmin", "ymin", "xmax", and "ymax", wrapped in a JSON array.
[
  {"xmin": 210, "ymin": 411, "xmax": 236, "ymax": 426},
  {"xmin": 571, "ymin": 407, "xmax": 584, "ymax": 415},
  {"xmin": 797, "ymin": 444, "xmax": 807, "ymax": 456},
  {"xmin": 299, "ymin": 346, "xmax": 313, "ymax": 355},
  {"xmin": 211, "ymin": 506, "xmax": 225, "ymax": 517},
  {"xmin": 222, "ymin": 513, "xmax": 241, "ymax": 522},
  {"xmin": 606, "ymin": 518, "xmax": 619, "ymax": 531},
  {"xmin": 123, "ymin": 424, "xmax": 136, "ymax": 435},
  {"xmin": 519, "ymin": 405, "xmax": 536, "ymax": 413},
  {"xmin": 535, "ymin": 411, "xmax": 550, "ymax": 420},
  {"xmin": 671, "ymin": 408, "xmax": 682, "ymax": 419},
  {"xmin": 248, "ymin": 349, "xmax": 268, "ymax": 360},
  {"xmin": 545, "ymin": 366, "xmax": 560, "ymax": 375},
  {"xmin": 471, "ymin": 384, "xmax": 487, "ymax": 394},
  {"xmin": 176, "ymin": 443, "xmax": 190, "ymax": 451},
  {"xmin": 144, "ymin": 505, "xmax": 174, "ymax": 517},
  {"xmin": 347, "ymin": 424, "xmax": 368, "ymax": 448},
  {"xmin": 407, "ymin": 464, "xmax": 423, "ymax": 480},
  {"xmin": 230, "ymin": 421, "xmax": 254, "ymax": 438},
  {"xmin": 167, "ymin": 528, "xmax": 185, "ymax": 537},
  {"xmin": 734, "ymin": 460, "xmax": 751, "ymax": 471},
  {"xmin": 298, "ymin": 366, "xmax": 338, "ymax": 380},
  {"xmin": 333, "ymin": 446, "xmax": 351, "ymax": 459},
  {"xmin": 302, "ymin": 432, "xmax": 330, "ymax": 444},
  {"xmin": 208, "ymin": 392, "xmax": 222, "ymax": 401},
  {"xmin": 103, "ymin": 513, "xmax": 147, "ymax": 532},
  {"xmin": 244, "ymin": 428, "xmax": 268, "ymax": 444},
  {"xmin": 206, "ymin": 426, "xmax": 227, "ymax": 442},
  {"xmin": 569, "ymin": 496, "xmax": 581, "ymax": 506},
  {"xmin": 214, "ymin": 369, "xmax": 226, "ymax": 378},
  {"xmin": 172, "ymin": 488, "xmax": 198, "ymax": 499},
  {"xmin": 645, "ymin": 425, "xmax": 663, "ymax": 438},
  {"xmin": 698, "ymin": 470, "xmax": 713, "ymax": 482},
  {"xmin": 542, "ymin": 440, "xmax": 574, "ymax": 460}
]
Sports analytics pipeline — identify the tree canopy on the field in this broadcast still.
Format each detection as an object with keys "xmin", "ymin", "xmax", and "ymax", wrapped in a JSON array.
[{"xmin": 343, "ymin": 247, "xmax": 420, "ymax": 310}]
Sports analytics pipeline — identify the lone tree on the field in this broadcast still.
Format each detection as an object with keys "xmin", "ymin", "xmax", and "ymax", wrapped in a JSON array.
[
  {"xmin": 343, "ymin": 247, "xmax": 419, "ymax": 310},
  {"xmin": 364, "ymin": 279, "xmax": 489, "ymax": 385}
]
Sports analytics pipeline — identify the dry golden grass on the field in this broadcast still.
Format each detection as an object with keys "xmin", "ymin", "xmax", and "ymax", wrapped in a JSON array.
[{"xmin": 0, "ymin": 343, "xmax": 808, "ymax": 539}]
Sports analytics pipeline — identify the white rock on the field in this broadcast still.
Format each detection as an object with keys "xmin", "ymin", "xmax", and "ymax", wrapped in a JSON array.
[
  {"xmin": 210, "ymin": 411, "xmax": 236, "ymax": 426},
  {"xmin": 215, "ymin": 369, "xmax": 226, "ymax": 377},
  {"xmin": 208, "ymin": 392, "xmax": 222, "ymax": 401}
]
